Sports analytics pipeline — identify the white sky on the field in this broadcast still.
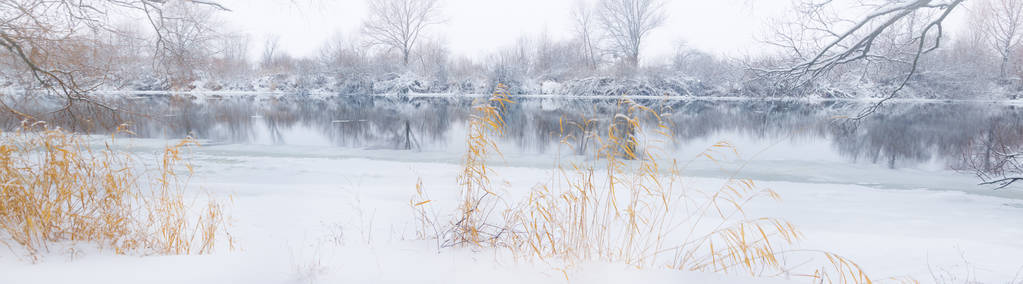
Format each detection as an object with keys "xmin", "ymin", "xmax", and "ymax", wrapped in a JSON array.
[{"xmin": 215, "ymin": 0, "xmax": 971, "ymax": 62}]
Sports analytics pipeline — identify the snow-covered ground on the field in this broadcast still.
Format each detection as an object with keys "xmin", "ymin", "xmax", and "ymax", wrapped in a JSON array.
[{"xmin": 2, "ymin": 133, "xmax": 1022, "ymax": 284}]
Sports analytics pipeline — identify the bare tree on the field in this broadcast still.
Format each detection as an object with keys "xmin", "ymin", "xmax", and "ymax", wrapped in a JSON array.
[
  {"xmin": 258, "ymin": 35, "xmax": 298, "ymax": 77},
  {"xmin": 976, "ymin": 0, "xmax": 1023, "ymax": 80},
  {"xmin": 596, "ymin": 0, "xmax": 666, "ymax": 69},
  {"xmin": 152, "ymin": 1, "xmax": 222, "ymax": 87},
  {"xmin": 318, "ymin": 32, "xmax": 370, "ymax": 76},
  {"xmin": 209, "ymin": 32, "xmax": 251, "ymax": 83},
  {"xmin": 927, "ymin": 18, "xmax": 995, "ymax": 83},
  {"xmin": 0, "ymin": 0, "xmax": 229, "ymax": 112},
  {"xmin": 672, "ymin": 41, "xmax": 737, "ymax": 85},
  {"xmin": 414, "ymin": 37, "xmax": 451, "ymax": 87},
  {"xmin": 260, "ymin": 35, "xmax": 282, "ymax": 71},
  {"xmin": 765, "ymin": 0, "xmax": 965, "ymax": 118},
  {"xmin": 571, "ymin": 0, "xmax": 600, "ymax": 70},
  {"xmin": 362, "ymin": 0, "xmax": 442, "ymax": 67}
]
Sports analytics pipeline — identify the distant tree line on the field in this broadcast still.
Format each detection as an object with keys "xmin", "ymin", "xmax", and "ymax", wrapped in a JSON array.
[{"xmin": 2, "ymin": 0, "xmax": 1023, "ymax": 100}]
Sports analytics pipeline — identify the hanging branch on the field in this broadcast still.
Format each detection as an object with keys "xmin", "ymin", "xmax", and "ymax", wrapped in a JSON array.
[
  {"xmin": 0, "ymin": 0, "xmax": 229, "ymax": 115},
  {"xmin": 758, "ymin": 0, "xmax": 965, "ymax": 118}
]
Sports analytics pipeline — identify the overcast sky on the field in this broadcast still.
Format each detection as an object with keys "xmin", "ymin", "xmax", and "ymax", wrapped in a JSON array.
[{"xmin": 215, "ymin": 0, "xmax": 973, "ymax": 62}]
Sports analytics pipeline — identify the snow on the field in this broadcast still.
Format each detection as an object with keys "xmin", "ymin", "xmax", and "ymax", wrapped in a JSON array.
[{"xmin": 1, "ymin": 134, "xmax": 1022, "ymax": 283}]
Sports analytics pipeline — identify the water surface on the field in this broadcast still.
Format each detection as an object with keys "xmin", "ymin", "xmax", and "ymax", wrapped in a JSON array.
[{"xmin": 5, "ymin": 95, "xmax": 1021, "ymax": 198}]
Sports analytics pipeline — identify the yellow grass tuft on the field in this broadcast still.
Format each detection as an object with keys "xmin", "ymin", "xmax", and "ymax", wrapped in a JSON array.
[
  {"xmin": 414, "ymin": 94, "xmax": 887, "ymax": 283},
  {"xmin": 446, "ymin": 83, "xmax": 515, "ymax": 247},
  {"xmin": 500, "ymin": 99, "xmax": 878, "ymax": 283},
  {"xmin": 0, "ymin": 122, "xmax": 232, "ymax": 261}
]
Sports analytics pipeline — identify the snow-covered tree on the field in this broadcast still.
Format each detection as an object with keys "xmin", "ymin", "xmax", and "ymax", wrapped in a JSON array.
[
  {"xmin": 362, "ymin": 0, "xmax": 443, "ymax": 67},
  {"xmin": 596, "ymin": 0, "xmax": 666, "ymax": 69},
  {"xmin": 765, "ymin": 0, "xmax": 966, "ymax": 116},
  {"xmin": 976, "ymin": 0, "xmax": 1023, "ymax": 80}
]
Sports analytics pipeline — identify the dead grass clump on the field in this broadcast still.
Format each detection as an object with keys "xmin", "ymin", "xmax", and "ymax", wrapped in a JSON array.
[
  {"xmin": 500, "ymin": 100, "xmax": 875, "ymax": 282},
  {"xmin": 503, "ymin": 102, "xmax": 801, "ymax": 272},
  {"xmin": 413, "ymin": 95, "xmax": 881, "ymax": 283},
  {"xmin": 443, "ymin": 84, "xmax": 515, "ymax": 247},
  {"xmin": 0, "ymin": 123, "xmax": 232, "ymax": 261}
]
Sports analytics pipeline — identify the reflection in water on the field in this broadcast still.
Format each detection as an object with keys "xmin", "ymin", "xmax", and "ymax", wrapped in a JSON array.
[{"xmin": 2, "ymin": 95, "xmax": 1021, "ymax": 171}]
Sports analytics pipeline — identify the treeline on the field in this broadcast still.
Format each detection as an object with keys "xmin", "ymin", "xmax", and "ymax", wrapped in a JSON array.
[{"xmin": 2, "ymin": 0, "xmax": 1022, "ymax": 99}]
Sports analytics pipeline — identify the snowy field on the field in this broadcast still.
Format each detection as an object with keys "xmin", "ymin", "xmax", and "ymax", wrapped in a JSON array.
[
  {"xmin": 2, "ymin": 128, "xmax": 1022, "ymax": 284},
  {"xmin": 8, "ymin": 0, "xmax": 1023, "ymax": 282}
]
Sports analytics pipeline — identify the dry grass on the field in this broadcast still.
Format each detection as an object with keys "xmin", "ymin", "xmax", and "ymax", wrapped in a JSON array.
[
  {"xmin": 411, "ymin": 177, "xmax": 439, "ymax": 244},
  {"xmin": 438, "ymin": 83, "xmax": 516, "ymax": 247},
  {"xmin": 411, "ymin": 93, "xmax": 900, "ymax": 283},
  {"xmin": 0, "ymin": 122, "xmax": 232, "ymax": 261},
  {"xmin": 502, "ymin": 100, "xmax": 886, "ymax": 283},
  {"xmin": 500, "ymin": 101, "xmax": 803, "ymax": 272}
]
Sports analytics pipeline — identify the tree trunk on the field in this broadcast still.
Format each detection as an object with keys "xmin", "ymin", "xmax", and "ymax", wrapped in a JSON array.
[
  {"xmin": 403, "ymin": 50, "xmax": 410, "ymax": 67},
  {"xmin": 1002, "ymin": 54, "xmax": 1010, "ymax": 80}
]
